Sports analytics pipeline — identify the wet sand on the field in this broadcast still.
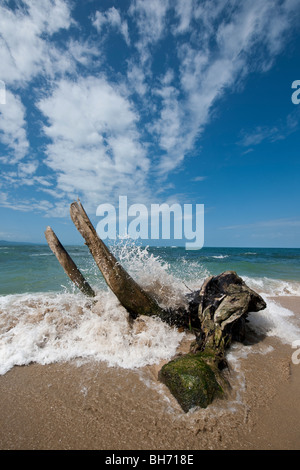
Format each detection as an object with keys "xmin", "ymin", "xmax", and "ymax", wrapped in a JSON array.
[{"xmin": 0, "ymin": 296, "xmax": 299, "ymax": 450}]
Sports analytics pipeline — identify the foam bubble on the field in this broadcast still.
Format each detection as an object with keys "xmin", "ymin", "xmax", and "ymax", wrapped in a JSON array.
[
  {"xmin": 1, "ymin": 241, "xmax": 299, "ymax": 378},
  {"xmin": 248, "ymin": 298, "xmax": 300, "ymax": 344},
  {"xmin": 0, "ymin": 291, "xmax": 184, "ymax": 375},
  {"xmin": 225, "ymin": 342, "xmax": 275, "ymax": 408},
  {"xmin": 243, "ymin": 276, "xmax": 300, "ymax": 297},
  {"xmin": 110, "ymin": 239, "xmax": 191, "ymax": 310}
]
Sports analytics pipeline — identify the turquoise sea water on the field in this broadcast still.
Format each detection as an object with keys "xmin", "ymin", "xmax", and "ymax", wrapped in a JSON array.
[
  {"xmin": 0, "ymin": 244, "xmax": 300, "ymax": 295},
  {"xmin": 0, "ymin": 242, "xmax": 300, "ymax": 376}
]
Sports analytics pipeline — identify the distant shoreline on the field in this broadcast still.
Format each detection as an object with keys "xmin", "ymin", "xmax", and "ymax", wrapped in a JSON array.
[{"xmin": 0, "ymin": 240, "xmax": 45, "ymax": 246}]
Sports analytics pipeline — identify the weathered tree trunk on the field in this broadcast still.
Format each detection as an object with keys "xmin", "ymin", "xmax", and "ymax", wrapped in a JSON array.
[
  {"xmin": 45, "ymin": 202, "xmax": 267, "ymax": 412},
  {"xmin": 159, "ymin": 271, "xmax": 267, "ymax": 411},
  {"xmin": 69, "ymin": 200, "xmax": 166, "ymax": 319},
  {"xmin": 195, "ymin": 271, "xmax": 266, "ymax": 359},
  {"xmin": 45, "ymin": 226, "xmax": 96, "ymax": 298}
]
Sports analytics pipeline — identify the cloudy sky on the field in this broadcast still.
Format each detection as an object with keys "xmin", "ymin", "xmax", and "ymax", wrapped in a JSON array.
[{"xmin": 0, "ymin": 0, "xmax": 300, "ymax": 247}]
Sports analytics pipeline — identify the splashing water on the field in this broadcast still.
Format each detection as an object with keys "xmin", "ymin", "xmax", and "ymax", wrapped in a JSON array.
[
  {"xmin": 0, "ymin": 239, "xmax": 194, "ymax": 375},
  {"xmin": 0, "ymin": 290, "xmax": 184, "ymax": 375},
  {"xmin": 110, "ymin": 238, "xmax": 191, "ymax": 310},
  {"xmin": 0, "ymin": 242, "xmax": 300, "ymax": 376}
]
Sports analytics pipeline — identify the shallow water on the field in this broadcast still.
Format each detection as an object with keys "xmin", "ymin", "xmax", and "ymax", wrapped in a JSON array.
[{"xmin": 0, "ymin": 242, "xmax": 300, "ymax": 375}]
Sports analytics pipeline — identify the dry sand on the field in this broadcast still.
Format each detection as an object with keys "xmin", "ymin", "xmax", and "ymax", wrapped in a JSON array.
[{"xmin": 0, "ymin": 296, "xmax": 299, "ymax": 450}]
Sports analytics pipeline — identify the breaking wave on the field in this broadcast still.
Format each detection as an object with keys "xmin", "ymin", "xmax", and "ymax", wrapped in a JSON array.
[{"xmin": 0, "ymin": 241, "xmax": 299, "ymax": 376}]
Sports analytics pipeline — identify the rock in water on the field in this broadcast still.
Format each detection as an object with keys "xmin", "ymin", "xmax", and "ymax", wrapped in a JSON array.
[
  {"xmin": 160, "ymin": 271, "xmax": 267, "ymax": 412},
  {"xmin": 159, "ymin": 352, "xmax": 225, "ymax": 412}
]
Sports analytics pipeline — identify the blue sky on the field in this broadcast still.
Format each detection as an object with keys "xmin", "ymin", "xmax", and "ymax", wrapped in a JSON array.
[{"xmin": 0, "ymin": 0, "xmax": 300, "ymax": 247}]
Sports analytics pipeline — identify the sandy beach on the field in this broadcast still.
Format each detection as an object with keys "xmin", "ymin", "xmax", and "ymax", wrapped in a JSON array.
[
  {"xmin": 0, "ymin": 296, "xmax": 299, "ymax": 451},
  {"xmin": 1, "ymin": 0, "xmax": 300, "ymax": 455}
]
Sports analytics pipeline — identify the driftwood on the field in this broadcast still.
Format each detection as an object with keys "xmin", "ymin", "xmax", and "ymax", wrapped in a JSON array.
[
  {"xmin": 69, "ymin": 200, "xmax": 166, "ymax": 320},
  {"xmin": 45, "ymin": 201, "xmax": 267, "ymax": 412},
  {"xmin": 196, "ymin": 271, "xmax": 266, "ymax": 355},
  {"xmin": 159, "ymin": 271, "xmax": 267, "ymax": 411},
  {"xmin": 45, "ymin": 226, "xmax": 95, "ymax": 298}
]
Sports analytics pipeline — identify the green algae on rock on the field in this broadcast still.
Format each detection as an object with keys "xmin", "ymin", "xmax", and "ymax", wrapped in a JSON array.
[
  {"xmin": 159, "ymin": 352, "xmax": 224, "ymax": 412},
  {"xmin": 160, "ymin": 272, "xmax": 267, "ymax": 412}
]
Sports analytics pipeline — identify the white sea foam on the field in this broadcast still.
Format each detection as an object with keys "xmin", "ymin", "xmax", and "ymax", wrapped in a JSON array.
[
  {"xmin": 211, "ymin": 255, "xmax": 229, "ymax": 259},
  {"xmin": 0, "ymin": 291, "xmax": 184, "ymax": 375},
  {"xmin": 1, "ymin": 240, "xmax": 299, "ymax": 377},
  {"xmin": 30, "ymin": 253, "xmax": 53, "ymax": 256},
  {"xmin": 247, "ymin": 298, "xmax": 300, "ymax": 344},
  {"xmin": 241, "ymin": 275, "xmax": 300, "ymax": 344},
  {"xmin": 225, "ymin": 342, "xmax": 275, "ymax": 408},
  {"xmin": 0, "ymin": 286, "xmax": 297, "ymax": 377},
  {"xmin": 0, "ymin": 240, "xmax": 189, "ymax": 375},
  {"xmin": 110, "ymin": 239, "xmax": 191, "ymax": 310},
  {"xmin": 243, "ymin": 275, "xmax": 300, "ymax": 297}
]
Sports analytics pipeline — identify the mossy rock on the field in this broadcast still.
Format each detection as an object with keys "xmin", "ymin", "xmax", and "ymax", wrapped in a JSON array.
[{"xmin": 159, "ymin": 352, "xmax": 224, "ymax": 412}]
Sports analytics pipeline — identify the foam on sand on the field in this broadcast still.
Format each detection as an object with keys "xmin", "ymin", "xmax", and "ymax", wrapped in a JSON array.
[{"xmin": 0, "ymin": 291, "xmax": 184, "ymax": 375}]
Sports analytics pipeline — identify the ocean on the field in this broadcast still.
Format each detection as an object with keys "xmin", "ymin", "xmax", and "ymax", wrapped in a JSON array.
[{"xmin": 1, "ymin": 242, "xmax": 300, "ymax": 376}]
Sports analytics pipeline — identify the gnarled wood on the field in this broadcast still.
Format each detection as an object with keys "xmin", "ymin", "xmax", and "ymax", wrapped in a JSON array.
[
  {"xmin": 196, "ymin": 271, "xmax": 267, "ymax": 358},
  {"xmin": 45, "ymin": 202, "xmax": 268, "ymax": 412},
  {"xmin": 160, "ymin": 271, "xmax": 267, "ymax": 411},
  {"xmin": 45, "ymin": 226, "xmax": 95, "ymax": 298},
  {"xmin": 69, "ymin": 200, "xmax": 166, "ymax": 319}
]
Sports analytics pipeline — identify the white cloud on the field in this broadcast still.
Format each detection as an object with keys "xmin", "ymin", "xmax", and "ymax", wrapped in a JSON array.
[
  {"xmin": 221, "ymin": 218, "xmax": 300, "ymax": 230},
  {"xmin": 25, "ymin": 0, "xmax": 73, "ymax": 34},
  {"xmin": 18, "ymin": 161, "xmax": 39, "ymax": 176},
  {"xmin": 0, "ymin": 191, "xmax": 54, "ymax": 213},
  {"xmin": 67, "ymin": 39, "xmax": 101, "ymax": 67},
  {"xmin": 150, "ymin": 83, "xmax": 186, "ymax": 173},
  {"xmin": 192, "ymin": 176, "xmax": 207, "ymax": 182},
  {"xmin": 93, "ymin": 7, "xmax": 130, "ymax": 45},
  {"xmin": 0, "ymin": 0, "xmax": 74, "ymax": 86},
  {"xmin": 152, "ymin": 0, "xmax": 299, "ymax": 175},
  {"xmin": 239, "ymin": 127, "xmax": 279, "ymax": 147},
  {"xmin": 238, "ymin": 110, "xmax": 299, "ymax": 147},
  {"xmin": 0, "ymin": 90, "xmax": 29, "ymax": 163},
  {"xmin": 1, "ymin": 0, "xmax": 299, "ymax": 219},
  {"xmin": 37, "ymin": 76, "xmax": 151, "ymax": 213},
  {"xmin": 173, "ymin": 0, "xmax": 194, "ymax": 34},
  {"xmin": 129, "ymin": 0, "xmax": 170, "ymax": 63},
  {"xmin": 0, "ymin": 0, "xmax": 104, "ymax": 212},
  {"xmin": 127, "ymin": 62, "xmax": 148, "ymax": 96}
]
